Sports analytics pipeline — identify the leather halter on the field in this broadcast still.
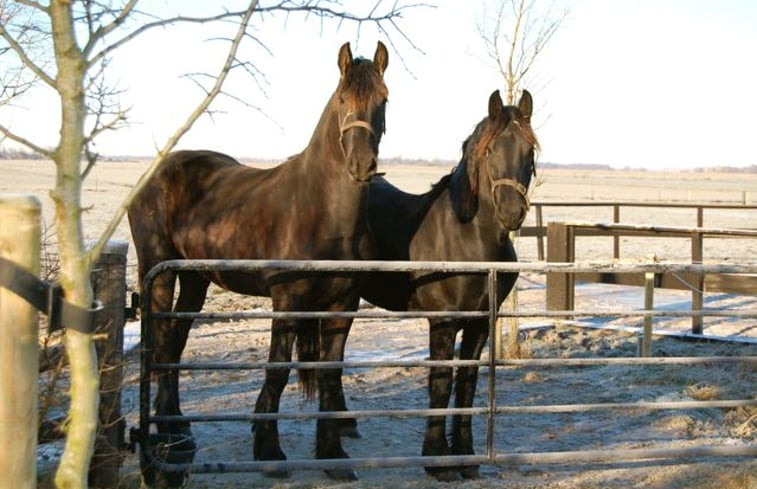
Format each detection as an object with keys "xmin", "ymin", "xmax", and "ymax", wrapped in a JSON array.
[
  {"xmin": 339, "ymin": 111, "xmax": 376, "ymax": 140},
  {"xmin": 340, "ymin": 119, "xmax": 375, "ymax": 137},
  {"xmin": 339, "ymin": 112, "xmax": 376, "ymax": 158},
  {"xmin": 484, "ymin": 150, "xmax": 532, "ymax": 211},
  {"xmin": 338, "ymin": 110, "xmax": 378, "ymax": 181}
]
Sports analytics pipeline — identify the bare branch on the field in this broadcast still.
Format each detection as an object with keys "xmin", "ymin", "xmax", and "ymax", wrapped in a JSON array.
[
  {"xmin": 88, "ymin": 9, "xmax": 250, "ymax": 68},
  {"xmin": 14, "ymin": 0, "xmax": 47, "ymax": 11},
  {"xmin": 0, "ymin": 10, "xmax": 55, "ymax": 87},
  {"xmin": 81, "ymin": 0, "xmax": 140, "ymax": 58},
  {"xmin": 478, "ymin": 0, "xmax": 567, "ymax": 103},
  {"xmin": 0, "ymin": 123, "xmax": 54, "ymax": 158},
  {"xmin": 88, "ymin": 0, "xmax": 259, "ymax": 262},
  {"xmin": 82, "ymin": 57, "xmax": 129, "ymax": 153},
  {"xmin": 80, "ymin": 143, "xmax": 99, "ymax": 180},
  {"xmin": 87, "ymin": 1, "xmax": 427, "ymax": 73}
]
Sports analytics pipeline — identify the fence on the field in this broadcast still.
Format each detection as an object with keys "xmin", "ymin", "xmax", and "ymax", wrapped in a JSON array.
[
  {"xmin": 543, "ymin": 221, "xmax": 757, "ymax": 334},
  {"xmin": 0, "ymin": 192, "xmax": 128, "ymax": 489},
  {"xmin": 523, "ymin": 201, "xmax": 757, "ymax": 261},
  {"xmin": 135, "ymin": 259, "xmax": 757, "ymax": 482}
]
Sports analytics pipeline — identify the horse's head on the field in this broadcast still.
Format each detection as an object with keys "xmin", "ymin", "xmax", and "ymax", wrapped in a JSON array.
[
  {"xmin": 334, "ymin": 41, "xmax": 389, "ymax": 182},
  {"xmin": 454, "ymin": 89, "xmax": 537, "ymax": 230}
]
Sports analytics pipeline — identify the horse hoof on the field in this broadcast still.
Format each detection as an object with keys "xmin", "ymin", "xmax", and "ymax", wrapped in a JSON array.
[
  {"xmin": 459, "ymin": 465, "xmax": 480, "ymax": 479},
  {"xmin": 425, "ymin": 467, "xmax": 459, "ymax": 482},
  {"xmin": 326, "ymin": 467, "xmax": 358, "ymax": 481}
]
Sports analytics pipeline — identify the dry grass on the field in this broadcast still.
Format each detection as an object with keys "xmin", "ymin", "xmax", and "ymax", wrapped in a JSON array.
[{"xmin": 686, "ymin": 382, "xmax": 721, "ymax": 401}]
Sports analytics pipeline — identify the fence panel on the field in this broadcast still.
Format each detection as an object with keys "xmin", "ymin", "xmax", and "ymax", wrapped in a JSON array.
[{"xmin": 135, "ymin": 259, "xmax": 757, "ymax": 483}]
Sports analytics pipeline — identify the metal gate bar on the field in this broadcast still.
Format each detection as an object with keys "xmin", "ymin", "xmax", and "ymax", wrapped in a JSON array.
[
  {"xmin": 148, "ymin": 397, "xmax": 757, "ymax": 424},
  {"xmin": 138, "ymin": 259, "xmax": 757, "ymax": 478},
  {"xmin": 154, "ymin": 309, "xmax": 757, "ymax": 320},
  {"xmin": 149, "ymin": 446, "xmax": 757, "ymax": 476}
]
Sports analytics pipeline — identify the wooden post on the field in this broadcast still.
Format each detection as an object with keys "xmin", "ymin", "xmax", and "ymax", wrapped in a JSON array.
[
  {"xmin": 88, "ymin": 240, "xmax": 128, "ymax": 488},
  {"xmin": 613, "ymin": 204, "xmax": 620, "ymax": 259},
  {"xmin": 691, "ymin": 231, "xmax": 704, "ymax": 334},
  {"xmin": 639, "ymin": 272, "xmax": 654, "ymax": 357},
  {"xmin": 546, "ymin": 222, "xmax": 575, "ymax": 312},
  {"xmin": 0, "ymin": 194, "xmax": 41, "ymax": 489},
  {"xmin": 535, "ymin": 204, "xmax": 545, "ymax": 261}
]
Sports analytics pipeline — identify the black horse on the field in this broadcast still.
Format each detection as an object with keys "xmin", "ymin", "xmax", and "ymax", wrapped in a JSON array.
[
  {"xmin": 128, "ymin": 41, "xmax": 388, "ymax": 480},
  {"xmin": 352, "ymin": 89, "xmax": 537, "ymax": 480}
]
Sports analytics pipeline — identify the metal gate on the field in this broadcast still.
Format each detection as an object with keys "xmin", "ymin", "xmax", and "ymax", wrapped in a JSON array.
[{"xmin": 133, "ymin": 259, "xmax": 757, "ymax": 480}]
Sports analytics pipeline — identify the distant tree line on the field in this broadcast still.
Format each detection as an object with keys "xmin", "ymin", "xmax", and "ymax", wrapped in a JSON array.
[
  {"xmin": 693, "ymin": 165, "xmax": 757, "ymax": 174},
  {"xmin": 2, "ymin": 147, "xmax": 754, "ymax": 174},
  {"xmin": 0, "ymin": 147, "xmax": 48, "ymax": 160}
]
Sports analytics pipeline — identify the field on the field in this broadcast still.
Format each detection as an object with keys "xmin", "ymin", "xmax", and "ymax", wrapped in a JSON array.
[{"xmin": 2, "ymin": 159, "xmax": 756, "ymax": 488}]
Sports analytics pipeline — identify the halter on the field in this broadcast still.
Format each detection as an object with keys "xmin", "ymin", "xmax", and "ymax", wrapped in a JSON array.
[
  {"xmin": 484, "ymin": 149, "xmax": 532, "ymax": 212},
  {"xmin": 338, "ymin": 110, "xmax": 379, "ymax": 182},
  {"xmin": 339, "ymin": 110, "xmax": 376, "ymax": 155}
]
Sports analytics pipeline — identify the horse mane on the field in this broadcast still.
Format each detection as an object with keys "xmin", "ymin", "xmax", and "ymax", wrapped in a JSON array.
[
  {"xmin": 428, "ymin": 172, "xmax": 453, "ymax": 199},
  {"xmin": 471, "ymin": 107, "xmax": 540, "ymax": 159},
  {"xmin": 449, "ymin": 106, "xmax": 539, "ymax": 223},
  {"xmin": 339, "ymin": 57, "xmax": 388, "ymax": 111}
]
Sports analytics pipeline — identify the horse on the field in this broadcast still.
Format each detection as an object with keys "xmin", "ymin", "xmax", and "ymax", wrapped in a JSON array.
[
  {"xmin": 352, "ymin": 89, "xmax": 537, "ymax": 480},
  {"xmin": 128, "ymin": 41, "xmax": 388, "ymax": 481}
]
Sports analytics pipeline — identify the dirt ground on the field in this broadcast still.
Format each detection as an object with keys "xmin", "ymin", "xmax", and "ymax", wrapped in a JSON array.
[{"xmin": 2, "ymin": 159, "xmax": 756, "ymax": 488}]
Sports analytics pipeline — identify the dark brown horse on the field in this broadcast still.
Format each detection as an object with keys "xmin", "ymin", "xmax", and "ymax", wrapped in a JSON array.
[
  {"xmin": 128, "ymin": 41, "xmax": 388, "ymax": 480},
  {"xmin": 350, "ymin": 89, "xmax": 537, "ymax": 480}
]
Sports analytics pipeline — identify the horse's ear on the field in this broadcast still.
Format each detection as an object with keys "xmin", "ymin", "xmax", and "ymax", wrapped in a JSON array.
[
  {"xmin": 518, "ymin": 89, "xmax": 533, "ymax": 122},
  {"xmin": 338, "ymin": 42, "xmax": 353, "ymax": 77},
  {"xmin": 374, "ymin": 41, "xmax": 389, "ymax": 76},
  {"xmin": 488, "ymin": 90, "xmax": 504, "ymax": 121}
]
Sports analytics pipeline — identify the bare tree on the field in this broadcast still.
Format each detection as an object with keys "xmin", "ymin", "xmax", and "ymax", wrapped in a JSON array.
[
  {"xmin": 0, "ymin": 1, "xmax": 416, "ymax": 487},
  {"xmin": 478, "ymin": 0, "xmax": 567, "ymax": 104},
  {"xmin": 477, "ymin": 0, "xmax": 565, "ymax": 359}
]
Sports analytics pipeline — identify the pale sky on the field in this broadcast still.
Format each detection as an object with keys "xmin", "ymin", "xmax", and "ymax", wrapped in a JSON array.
[{"xmin": 2, "ymin": 0, "xmax": 757, "ymax": 169}]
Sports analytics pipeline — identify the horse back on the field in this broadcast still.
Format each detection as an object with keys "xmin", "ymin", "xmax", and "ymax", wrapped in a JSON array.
[
  {"xmin": 129, "ymin": 149, "xmax": 369, "ymax": 301},
  {"xmin": 361, "ymin": 176, "xmax": 518, "ymax": 312}
]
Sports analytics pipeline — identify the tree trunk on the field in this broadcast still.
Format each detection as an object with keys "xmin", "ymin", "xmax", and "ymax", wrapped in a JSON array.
[{"xmin": 49, "ymin": 3, "xmax": 100, "ymax": 488}]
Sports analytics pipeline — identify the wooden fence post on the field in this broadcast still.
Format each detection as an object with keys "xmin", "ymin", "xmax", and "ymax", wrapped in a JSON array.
[
  {"xmin": 0, "ymin": 194, "xmax": 41, "ymax": 489},
  {"xmin": 535, "ymin": 204, "xmax": 545, "ymax": 261},
  {"xmin": 613, "ymin": 204, "xmax": 620, "ymax": 259},
  {"xmin": 88, "ymin": 240, "xmax": 128, "ymax": 488},
  {"xmin": 639, "ymin": 272, "xmax": 654, "ymax": 357},
  {"xmin": 546, "ymin": 222, "xmax": 575, "ymax": 312},
  {"xmin": 691, "ymin": 231, "xmax": 704, "ymax": 334}
]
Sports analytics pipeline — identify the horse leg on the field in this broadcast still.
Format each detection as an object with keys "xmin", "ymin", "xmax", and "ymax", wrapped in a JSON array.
[
  {"xmin": 332, "ymin": 317, "xmax": 360, "ymax": 439},
  {"xmin": 451, "ymin": 321, "xmax": 488, "ymax": 479},
  {"xmin": 316, "ymin": 313, "xmax": 357, "ymax": 480},
  {"xmin": 253, "ymin": 317, "xmax": 296, "ymax": 477},
  {"xmin": 422, "ymin": 320, "xmax": 458, "ymax": 481},
  {"xmin": 147, "ymin": 268, "xmax": 179, "ymax": 433},
  {"xmin": 153, "ymin": 271, "xmax": 209, "ymax": 435}
]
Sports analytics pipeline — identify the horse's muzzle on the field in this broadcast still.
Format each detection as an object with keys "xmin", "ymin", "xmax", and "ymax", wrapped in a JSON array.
[{"xmin": 348, "ymin": 155, "xmax": 378, "ymax": 183}]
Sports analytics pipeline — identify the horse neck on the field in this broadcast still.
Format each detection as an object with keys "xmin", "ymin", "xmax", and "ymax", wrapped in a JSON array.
[
  {"xmin": 301, "ymin": 92, "xmax": 344, "ymax": 172},
  {"xmin": 294, "ymin": 92, "xmax": 367, "ymax": 217}
]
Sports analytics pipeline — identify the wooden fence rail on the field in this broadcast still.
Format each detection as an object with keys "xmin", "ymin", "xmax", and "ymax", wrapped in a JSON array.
[
  {"xmin": 545, "ymin": 221, "xmax": 757, "ymax": 334},
  {"xmin": 522, "ymin": 201, "xmax": 757, "ymax": 260}
]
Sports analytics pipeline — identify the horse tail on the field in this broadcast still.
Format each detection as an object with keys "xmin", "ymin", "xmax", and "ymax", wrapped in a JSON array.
[{"xmin": 295, "ymin": 321, "xmax": 320, "ymax": 401}]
